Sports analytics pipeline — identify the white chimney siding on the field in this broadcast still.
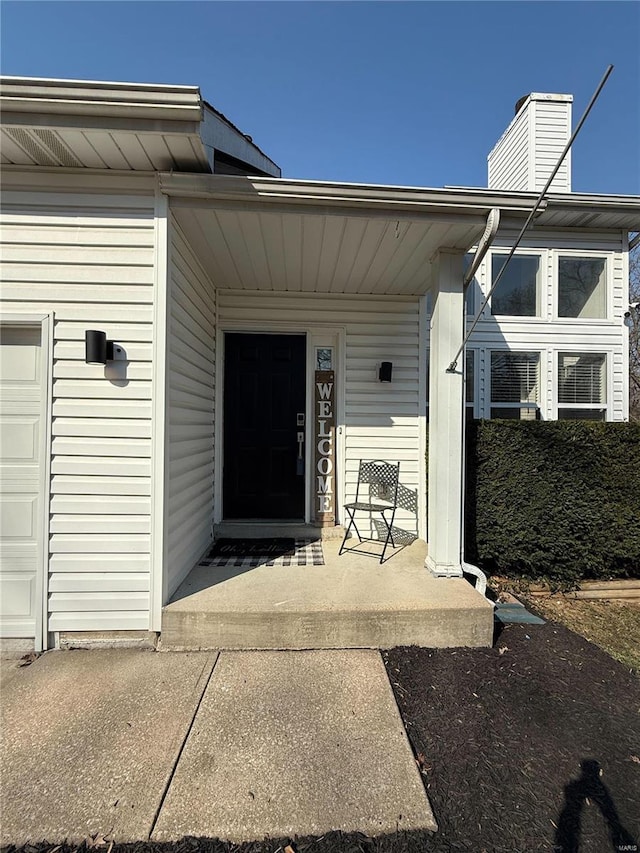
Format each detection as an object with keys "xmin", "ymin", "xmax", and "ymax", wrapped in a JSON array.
[{"xmin": 488, "ymin": 93, "xmax": 573, "ymax": 193}]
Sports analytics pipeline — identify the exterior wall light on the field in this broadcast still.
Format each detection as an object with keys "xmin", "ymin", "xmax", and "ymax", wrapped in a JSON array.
[
  {"xmin": 379, "ymin": 361, "xmax": 393, "ymax": 382},
  {"xmin": 85, "ymin": 330, "xmax": 119, "ymax": 364}
]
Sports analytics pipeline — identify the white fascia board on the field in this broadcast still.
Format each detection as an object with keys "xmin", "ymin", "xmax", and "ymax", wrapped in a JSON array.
[
  {"xmin": 159, "ymin": 172, "xmax": 542, "ymax": 216},
  {"xmin": 0, "ymin": 76, "xmax": 203, "ymax": 122},
  {"xmin": 161, "ymin": 173, "xmax": 640, "ymax": 232}
]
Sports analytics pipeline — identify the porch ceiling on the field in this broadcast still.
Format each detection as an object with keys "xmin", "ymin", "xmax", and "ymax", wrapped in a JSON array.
[{"xmin": 171, "ymin": 204, "xmax": 487, "ymax": 296}]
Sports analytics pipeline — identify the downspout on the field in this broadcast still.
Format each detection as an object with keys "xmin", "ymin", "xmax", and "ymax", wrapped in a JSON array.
[
  {"xmin": 459, "ymin": 208, "xmax": 500, "ymax": 598},
  {"xmin": 463, "ymin": 207, "xmax": 500, "ymax": 288}
]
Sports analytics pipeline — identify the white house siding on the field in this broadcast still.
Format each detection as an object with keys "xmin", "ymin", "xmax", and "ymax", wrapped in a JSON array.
[
  {"xmin": 166, "ymin": 216, "xmax": 216, "ymax": 598},
  {"xmin": 217, "ymin": 291, "xmax": 423, "ymax": 537},
  {"xmin": 0, "ymin": 169, "xmax": 156, "ymax": 632},
  {"xmin": 488, "ymin": 106, "xmax": 530, "ymax": 192},
  {"xmin": 531, "ymin": 100, "xmax": 571, "ymax": 193},
  {"xmin": 488, "ymin": 95, "xmax": 571, "ymax": 193},
  {"xmin": 456, "ymin": 229, "xmax": 628, "ymax": 420}
]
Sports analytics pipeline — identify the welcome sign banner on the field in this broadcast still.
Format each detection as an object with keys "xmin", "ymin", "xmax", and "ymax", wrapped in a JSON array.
[{"xmin": 314, "ymin": 370, "xmax": 335, "ymax": 526}]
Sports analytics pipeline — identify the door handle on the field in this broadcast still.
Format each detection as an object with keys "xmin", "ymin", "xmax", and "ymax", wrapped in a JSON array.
[{"xmin": 296, "ymin": 431, "xmax": 304, "ymax": 475}]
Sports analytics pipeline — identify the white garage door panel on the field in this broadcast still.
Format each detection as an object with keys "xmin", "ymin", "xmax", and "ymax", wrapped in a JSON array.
[
  {"xmin": 0, "ymin": 330, "xmax": 40, "ymax": 381},
  {"xmin": 0, "ymin": 494, "xmax": 39, "ymax": 538},
  {"xmin": 0, "ymin": 574, "xmax": 36, "ymax": 616},
  {"xmin": 0, "ymin": 325, "xmax": 44, "ymax": 641},
  {"xmin": 0, "ymin": 417, "xmax": 39, "ymax": 461}
]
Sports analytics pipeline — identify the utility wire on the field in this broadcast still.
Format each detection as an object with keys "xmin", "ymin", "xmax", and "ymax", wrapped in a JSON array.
[{"xmin": 447, "ymin": 64, "xmax": 614, "ymax": 373}]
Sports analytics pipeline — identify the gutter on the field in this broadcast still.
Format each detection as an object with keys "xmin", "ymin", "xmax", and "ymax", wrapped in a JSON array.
[
  {"xmin": 0, "ymin": 75, "xmax": 203, "ymax": 122},
  {"xmin": 159, "ymin": 172, "xmax": 543, "ymax": 218}
]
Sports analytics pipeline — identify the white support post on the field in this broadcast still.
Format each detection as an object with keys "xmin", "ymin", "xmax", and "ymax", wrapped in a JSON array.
[{"xmin": 426, "ymin": 250, "xmax": 465, "ymax": 578}]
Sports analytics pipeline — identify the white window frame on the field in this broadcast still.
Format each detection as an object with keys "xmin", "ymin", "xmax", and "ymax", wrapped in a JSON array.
[
  {"xmin": 553, "ymin": 350, "xmax": 611, "ymax": 421},
  {"xmin": 487, "ymin": 248, "xmax": 547, "ymax": 321},
  {"xmin": 552, "ymin": 249, "xmax": 613, "ymax": 323}
]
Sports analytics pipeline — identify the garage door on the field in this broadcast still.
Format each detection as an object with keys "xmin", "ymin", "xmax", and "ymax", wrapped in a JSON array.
[{"xmin": 0, "ymin": 325, "xmax": 45, "ymax": 643}]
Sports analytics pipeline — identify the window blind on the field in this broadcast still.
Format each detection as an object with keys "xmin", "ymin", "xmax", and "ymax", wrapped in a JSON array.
[
  {"xmin": 558, "ymin": 353, "xmax": 605, "ymax": 404},
  {"xmin": 490, "ymin": 352, "xmax": 540, "ymax": 403}
]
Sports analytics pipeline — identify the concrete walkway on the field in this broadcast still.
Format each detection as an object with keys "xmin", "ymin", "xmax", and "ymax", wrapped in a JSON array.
[{"xmin": 0, "ymin": 648, "xmax": 437, "ymax": 845}]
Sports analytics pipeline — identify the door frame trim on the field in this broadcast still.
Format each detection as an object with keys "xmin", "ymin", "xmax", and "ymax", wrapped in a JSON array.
[
  {"xmin": 214, "ymin": 322, "xmax": 346, "ymax": 526},
  {"xmin": 0, "ymin": 312, "xmax": 53, "ymax": 652}
]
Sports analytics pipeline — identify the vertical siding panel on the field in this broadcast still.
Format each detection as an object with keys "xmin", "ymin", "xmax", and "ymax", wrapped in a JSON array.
[
  {"xmin": 0, "ymin": 170, "xmax": 156, "ymax": 632},
  {"xmin": 166, "ymin": 216, "xmax": 216, "ymax": 597},
  {"xmin": 488, "ymin": 107, "xmax": 530, "ymax": 191}
]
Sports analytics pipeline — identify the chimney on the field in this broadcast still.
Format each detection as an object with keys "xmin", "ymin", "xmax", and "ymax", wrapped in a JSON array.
[{"xmin": 488, "ymin": 93, "xmax": 573, "ymax": 193}]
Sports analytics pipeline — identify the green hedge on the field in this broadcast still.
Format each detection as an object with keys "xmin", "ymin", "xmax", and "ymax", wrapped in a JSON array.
[{"xmin": 461, "ymin": 421, "xmax": 640, "ymax": 585}]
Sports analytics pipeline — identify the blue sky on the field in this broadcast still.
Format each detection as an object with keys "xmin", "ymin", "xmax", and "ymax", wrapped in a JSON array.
[{"xmin": 2, "ymin": 1, "xmax": 639, "ymax": 194}]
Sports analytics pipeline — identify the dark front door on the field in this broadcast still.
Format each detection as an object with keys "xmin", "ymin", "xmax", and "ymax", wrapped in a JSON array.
[{"xmin": 223, "ymin": 333, "xmax": 306, "ymax": 519}]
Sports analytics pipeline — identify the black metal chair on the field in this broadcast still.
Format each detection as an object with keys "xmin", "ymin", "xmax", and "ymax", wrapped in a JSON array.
[{"xmin": 339, "ymin": 459, "xmax": 400, "ymax": 563}]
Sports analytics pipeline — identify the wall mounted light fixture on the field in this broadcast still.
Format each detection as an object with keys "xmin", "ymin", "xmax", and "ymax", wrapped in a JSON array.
[
  {"xmin": 379, "ymin": 361, "xmax": 393, "ymax": 382},
  {"xmin": 85, "ymin": 330, "xmax": 118, "ymax": 364}
]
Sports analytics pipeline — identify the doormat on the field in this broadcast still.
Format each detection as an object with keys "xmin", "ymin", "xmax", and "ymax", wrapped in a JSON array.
[
  {"xmin": 210, "ymin": 538, "xmax": 295, "ymax": 558},
  {"xmin": 202, "ymin": 538, "xmax": 324, "ymax": 568}
]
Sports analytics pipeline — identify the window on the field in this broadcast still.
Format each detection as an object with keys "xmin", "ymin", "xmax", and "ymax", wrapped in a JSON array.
[
  {"xmin": 491, "ymin": 254, "xmax": 541, "ymax": 316},
  {"xmin": 557, "ymin": 352, "xmax": 606, "ymax": 420},
  {"xmin": 465, "ymin": 350, "xmax": 476, "ymax": 415},
  {"xmin": 315, "ymin": 347, "xmax": 333, "ymax": 370},
  {"xmin": 558, "ymin": 257, "xmax": 606, "ymax": 318},
  {"xmin": 463, "ymin": 254, "xmax": 477, "ymax": 316},
  {"xmin": 490, "ymin": 351, "xmax": 540, "ymax": 419}
]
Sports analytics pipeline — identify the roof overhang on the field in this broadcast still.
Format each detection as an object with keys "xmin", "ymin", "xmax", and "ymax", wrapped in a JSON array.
[
  {"xmin": 0, "ymin": 76, "xmax": 280, "ymax": 175},
  {"xmin": 161, "ymin": 174, "xmax": 549, "ymax": 296},
  {"xmin": 162, "ymin": 175, "xmax": 640, "ymax": 296},
  {"xmin": 533, "ymin": 193, "xmax": 640, "ymax": 231}
]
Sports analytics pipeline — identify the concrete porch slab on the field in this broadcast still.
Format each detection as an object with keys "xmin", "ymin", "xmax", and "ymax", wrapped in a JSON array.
[
  {"xmin": 162, "ymin": 539, "xmax": 494, "ymax": 650},
  {"xmin": 0, "ymin": 649, "xmax": 216, "ymax": 845},
  {"xmin": 152, "ymin": 649, "xmax": 437, "ymax": 841}
]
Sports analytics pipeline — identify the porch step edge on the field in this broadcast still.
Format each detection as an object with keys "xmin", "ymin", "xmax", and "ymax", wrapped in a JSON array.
[{"xmin": 160, "ymin": 605, "xmax": 493, "ymax": 651}]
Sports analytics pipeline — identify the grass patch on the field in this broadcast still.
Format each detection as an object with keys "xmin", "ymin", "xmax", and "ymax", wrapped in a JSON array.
[{"xmin": 522, "ymin": 595, "xmax": 640, "ymax": 672}]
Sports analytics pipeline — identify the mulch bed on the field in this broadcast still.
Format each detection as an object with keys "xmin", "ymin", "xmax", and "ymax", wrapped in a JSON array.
[
  {"xmin": 384, "ymin": 621, "xmax": 640, "ymax": 853},
  {"xmin": 3, "ymin": 624, "xmax": 638, "ymax": 853}
]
